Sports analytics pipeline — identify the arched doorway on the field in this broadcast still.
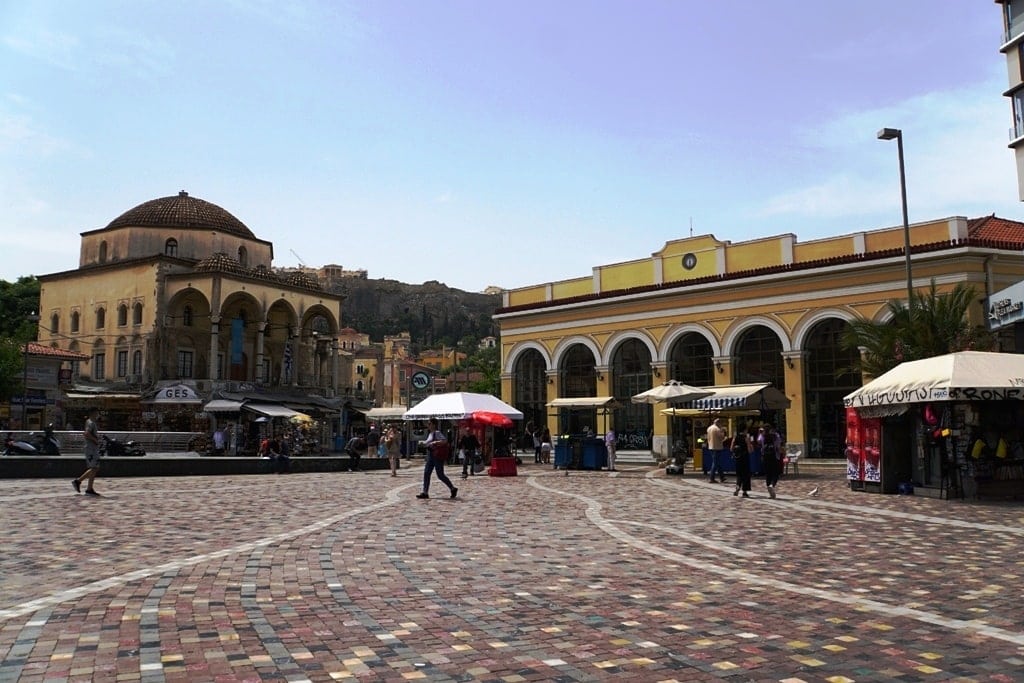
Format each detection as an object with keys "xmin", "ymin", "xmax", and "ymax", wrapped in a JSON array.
[
  {"xmin": 734, "ymin": 325, "xmax": 786, "ymax": 433},
  {"xmin": 559, "ymin": 344, "xmax": 597, "ymax": 433},
  {"xmin": 610, "ymin": 339, "xmax": 652, "ymax": 447},
  {"xmin": 804, "ymin": 318, "xmax": 861, "ymax": 459},
  {"xmin": 513, "ymin": 348, "xmax": 547, "ymax": 441}
]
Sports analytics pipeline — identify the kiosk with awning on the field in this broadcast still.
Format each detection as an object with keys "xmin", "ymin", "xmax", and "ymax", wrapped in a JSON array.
[
  {"xmin": 844, "ymin": 350, "xmax": 1024, "ymax": 497},
  {"xmin": 670, "ymin": 383, "xmax": 791, "ymax": 472},
  {"xmin": 547, "ymin": 397, "xmax": 618, "ymax": 470}
]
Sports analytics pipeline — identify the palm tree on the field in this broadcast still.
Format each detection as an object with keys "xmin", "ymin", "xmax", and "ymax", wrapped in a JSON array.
[{"xmin": 842, "ymin": 281, "xmax": 994, "ymax": 377}]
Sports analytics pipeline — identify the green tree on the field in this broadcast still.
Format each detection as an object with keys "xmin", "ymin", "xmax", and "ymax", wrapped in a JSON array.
[
  {"xmin": 0, "ymin": 337, "xmax": 24, "ymax": 400},
  {"xmin": 466, "ymin": 346, "xmax": 501, "ymax": 396},
  {"xmin": 842, "ymin": 281, "xmax": 994, "ymax": 377},
  {"xmin": 0, "ymin": 277, "xmax": 41, "ymax": 401},
  {"xmin": 0, "ymin": 276, "xmax": 41, "ymax": 338}
]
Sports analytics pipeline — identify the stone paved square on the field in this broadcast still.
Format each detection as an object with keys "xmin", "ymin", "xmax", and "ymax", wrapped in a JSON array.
[{"xmin": 2, "ymin": 463, "xmax": 1023, "ymax": 682}]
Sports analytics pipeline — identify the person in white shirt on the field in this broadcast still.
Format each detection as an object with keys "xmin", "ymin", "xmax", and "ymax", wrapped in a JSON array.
[
  {"xmin": 604, "ymin": 427, "xmax": 617, "ymax": 471},
  {"xmin": 705, "ymin": 418, "xmax": 727, "ymax": 483}
]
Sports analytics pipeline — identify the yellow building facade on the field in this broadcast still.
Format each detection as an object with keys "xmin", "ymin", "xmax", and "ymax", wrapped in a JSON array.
[
  {"xmin": 36, "ymin": 192, "xmax": 349, "ymax": 431},
  {"xmin": 495, "ymin": 215, "xmax": 1024, "ymax": 459}
]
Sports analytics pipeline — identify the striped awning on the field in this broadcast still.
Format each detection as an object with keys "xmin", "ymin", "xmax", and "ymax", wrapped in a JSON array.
[
  {"xmin": 203, "ymin": 399, "xmax": 244, "ymax": 413},
  {"xmin": 678, "ymin": 383, "xmax": 790, "ymax": 411},
  {"xmin": 243, "ymin": 403, "xmax": 303, "ymax": 419}
]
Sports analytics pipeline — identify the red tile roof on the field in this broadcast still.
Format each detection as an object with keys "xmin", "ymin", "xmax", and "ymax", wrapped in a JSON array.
[
  {"xmin": 967, "ymin": 214, "xmax": 1024, "ymax": 245},
  {"xmin": 23, "ymin": 342, "xmax": 90, "ymax": 360}
]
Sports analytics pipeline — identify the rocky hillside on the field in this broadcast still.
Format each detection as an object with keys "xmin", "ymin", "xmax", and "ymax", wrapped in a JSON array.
[{"xmin": 329, "ymin": 278, "xmax": 500, "ymax": 349}]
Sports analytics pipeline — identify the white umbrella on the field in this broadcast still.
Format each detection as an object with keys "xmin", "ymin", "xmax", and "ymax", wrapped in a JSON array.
[
  {"xmin": 631, "ymin": 380, "xmax": 714, "ymax": 405},
  {"xmin": 402, "ymin": 392, "xmax": 524, "ymax": 421}
]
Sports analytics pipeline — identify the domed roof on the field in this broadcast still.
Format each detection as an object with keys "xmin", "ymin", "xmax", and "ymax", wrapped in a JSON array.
[
  {"xmin": 105, "ymin": 191, "xmax": 254, "ymax": 238},
  {"xmin": 194, "ymin": 252, "xmax": 249, "ymax": 275},
  {"xmin": 286, "ymin": 271, "xmax": 322, "ymax": 290}
]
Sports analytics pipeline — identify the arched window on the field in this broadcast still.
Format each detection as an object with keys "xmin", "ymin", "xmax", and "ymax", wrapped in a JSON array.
[
  {"xmin": 513, "ymin": 348, "xmax": 547, "ymax": 432},
  {"xmin": 133, "ymin": 302, "xmax": 143, "ymax": 326},
  {"xmin": 611, "ymin": 339, "xmax": 653, "ymax": 441},
  {"xmin": 165, "ymin": 238, "xmax": 178, "ymax": 257},
  {"xmin": 118, "ymin": 304, "xmax": 128, "ymax": 327},
  {"xmin": 70, "ymin": 311, "xmax": 80, "ymax": 334},
  {"xmin": 96, "ymin": 307, "xmax": 106, "ymax": 329},
  {"xmin": 92, "ymin": 340, "xmax": 106, "ymax": 381},
  {"xmin": 50, "ymin": 313, "xmax": 59, "ymax": 335},
  {"xmin": 669, "ymin": 332, "xmax": 714, "ymax": 386},
  {"xmin": 183, "ymin": 305, "xmax": 193, "ymax": 327},
  {"xmin": 237, "ymin": 246, "xmax": 248, "ymax": 267},
  {"xmin": 99, "ymin": 240, "xmax": 108, "ymax": 263}
]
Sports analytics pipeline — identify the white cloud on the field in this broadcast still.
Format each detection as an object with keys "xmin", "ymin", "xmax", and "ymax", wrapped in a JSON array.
[
  {"xmin": 3, "ymin": 28, "xmax": 80, "ymax": 71},
  {"xmin": 759, "ymin": 72, "xmax": 1022, "ymax": 223},
  {"xmin": 0, "ymin": 107, "xmax": 69, "ymax": 156}
]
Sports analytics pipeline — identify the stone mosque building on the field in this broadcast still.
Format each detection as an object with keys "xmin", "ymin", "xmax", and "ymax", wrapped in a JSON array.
[{"xmin": 35, "ymin": 191, "xmax": 349, "ymax": 432}]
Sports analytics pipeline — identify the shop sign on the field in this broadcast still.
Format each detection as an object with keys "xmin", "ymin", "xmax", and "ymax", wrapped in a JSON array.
[
  {"xmin": 153, "ymin": 384, "xmax": 201, "ymax": 403},
  {"xmin": 26, "ymin": 365, "xmax": 58, "ymax": 389},
  {"xmin": 987, "ymin": 280, "xmax": 1024, "ymax": 330},
  {"xmin": 10, "ymin": 396, "xmax": 55, "ymax": 406}
]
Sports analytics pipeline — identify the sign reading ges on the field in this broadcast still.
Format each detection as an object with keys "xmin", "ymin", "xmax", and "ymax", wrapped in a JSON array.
[
  {"xmin": 410, "ymin": 371, "xmax": 431, "ymax": 390},
  {"xmin": 152, "ymin": 384, "xmax": 200, "ymax": 403}
]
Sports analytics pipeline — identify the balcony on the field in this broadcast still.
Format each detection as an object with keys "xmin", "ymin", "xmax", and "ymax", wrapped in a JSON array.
[{"xmin": 1003, "ymin": 17, "xmax": 1024, "ymax": 49}]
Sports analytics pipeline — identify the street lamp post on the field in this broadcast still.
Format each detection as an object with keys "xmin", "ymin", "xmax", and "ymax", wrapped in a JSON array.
[
  {"xmin": 877, "ymin": 127, "xmax": 914, "ymax": 311},
  {"xmin": 21, "ymin": 311, "xmax": 40, "ymax": 429}
]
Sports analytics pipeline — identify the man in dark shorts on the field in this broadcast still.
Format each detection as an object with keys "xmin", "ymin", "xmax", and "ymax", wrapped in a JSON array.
[{"xmin": 73, "ymin": 407, "xmax": 102, "ymax": 496}]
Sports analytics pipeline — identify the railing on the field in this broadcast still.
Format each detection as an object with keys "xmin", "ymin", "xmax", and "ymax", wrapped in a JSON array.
[
  {"xmin": 1010, "ymin": 118, "xmax": 1024, "ymax": 143},
  {"xmin": 1003, "ymin": 17, "xmax": 1024, "ymax": 47},
  {"xmin": 5, "ymin": 431, "xmax": 203, "ymax": 453}
]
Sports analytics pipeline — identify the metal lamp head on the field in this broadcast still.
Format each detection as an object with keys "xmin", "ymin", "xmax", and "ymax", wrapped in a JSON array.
[{"xmin": 877, "ymin": 127, "xmax": 901, "ymax": 141}]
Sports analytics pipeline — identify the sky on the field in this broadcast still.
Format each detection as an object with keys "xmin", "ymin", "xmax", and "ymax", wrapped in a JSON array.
[{"xmin": 1, "ymin": 1, "xmax": 1021, "ymax": 293}]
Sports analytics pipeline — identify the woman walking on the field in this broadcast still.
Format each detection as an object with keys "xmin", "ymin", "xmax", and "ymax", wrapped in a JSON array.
[
  {"xmin": 760, "ymin": 423, "xmax": 782, "ymax": 498},
  {"xmin": 732, "ymin": 423, "xmax": 755, "ymax": 498}
]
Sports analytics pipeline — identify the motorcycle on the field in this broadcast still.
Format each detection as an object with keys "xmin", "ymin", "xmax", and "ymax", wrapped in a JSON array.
[
  {"xmin": 3, "ymin": 433, "xmax": 38, "ymax": 455},
  {"xmin": 101, "ymin": 435, "xmax": 146, "ymax": 457},
  {"xmin": 31, "ymin": 425, "xmax": 61, "ymax": 455}
]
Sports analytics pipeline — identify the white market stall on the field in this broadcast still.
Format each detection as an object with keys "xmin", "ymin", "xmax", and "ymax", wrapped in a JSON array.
[
  {"xmin": 404, "ymin": 393, "xmax": 523, "ymax": 475},
  {"xmin": 546, "ymin": 397, "xmax": 619, "ymax": 470}
]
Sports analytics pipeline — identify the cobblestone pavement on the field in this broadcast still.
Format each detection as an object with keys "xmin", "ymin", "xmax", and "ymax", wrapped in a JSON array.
[{"xmin": 2, "ymin": 463, "xmax": 1024, "ymax": 682}]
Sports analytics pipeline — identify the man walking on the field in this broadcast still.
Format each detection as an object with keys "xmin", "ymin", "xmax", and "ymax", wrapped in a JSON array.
[
  {"xmin": 459, "ymin": 426, "xmax": 480, "ymax": 479},
  {"xmin": 417, "ymin": 418, "xmax": 457, "ymax": 499},
  {"xmin": 705, "ymin": 417, "xmax": 726, "ymax": 483},
  {"xmin": 72, "ymin": 407, "xmax": 102, "ymax": 496}
]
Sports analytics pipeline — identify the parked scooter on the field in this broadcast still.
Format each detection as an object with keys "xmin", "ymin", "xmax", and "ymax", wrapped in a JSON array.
[
  {"xmin": 100, "ymin": 435, "xmax": 146, "ymax": 457},
  {"xmin": 3, "ymin": 433, "xmax": 38, "ymax": 455},
  {"xmin": 31, "ymin": 425, "xmax": 61, "ymax": 455}
]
